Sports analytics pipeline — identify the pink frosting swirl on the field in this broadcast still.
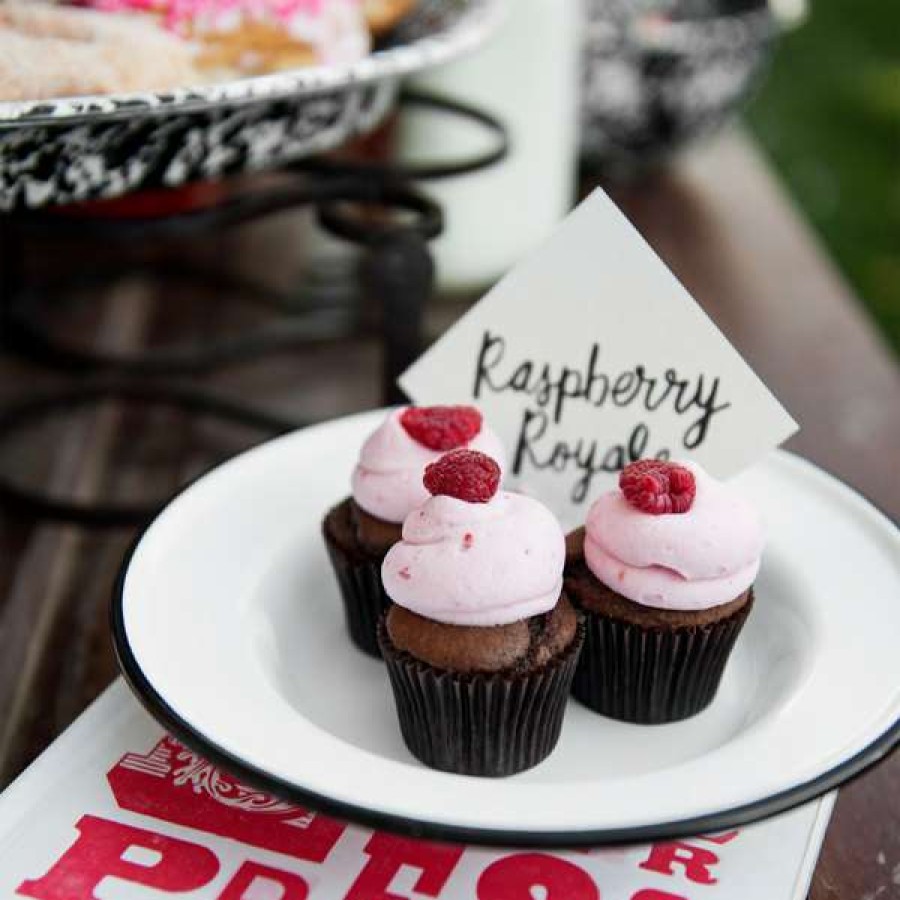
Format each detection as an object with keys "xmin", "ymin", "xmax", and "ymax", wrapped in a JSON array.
[
  {"xmin": 382, "ymin": 492, "xmax": 565, "ymax": 626},
  {"xmin": 350, "ymin": 408, "xmax": 505, "ymax": 524},
  {"xmin": 584, "ymin": 461, "xmax": 764, "ymax": 610}
]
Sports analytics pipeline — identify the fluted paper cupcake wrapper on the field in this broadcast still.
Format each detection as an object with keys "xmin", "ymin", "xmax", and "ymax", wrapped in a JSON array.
[
  {"xmin": 571, "ymin": 592, "xmax": 753, "ymax": 724},
  {"xmin": 323, "ymin": 529, "xmax": 390, "ymax": 658},
  {"xmin": 378, "ymin": 620, "xmax": 585, "ymax": 777}
]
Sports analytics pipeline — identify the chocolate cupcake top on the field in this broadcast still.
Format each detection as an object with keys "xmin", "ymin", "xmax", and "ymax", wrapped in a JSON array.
[
  {"xmin": 584, "ymin": 459, "xmax": 764, "ymax": 611},
  {"xmin": 385, "ymin": 600, "xmax": 578, "ymax": 673},
  {"xmin": 381, "ymin": 450, "xmax": 566, "ymax": 627},
  {"xmin": 351, "ymin": 406, "xmax": 504, "ymax": 525}
]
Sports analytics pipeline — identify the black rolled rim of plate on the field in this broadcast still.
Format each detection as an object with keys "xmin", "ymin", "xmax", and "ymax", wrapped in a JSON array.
[
  {"xmin": 109, "ymin": 450, "xmax": 900, "ymax": 848},
  {"xmin": 0, "ymin": 0, "xmax": 509, "ymax": 128}
]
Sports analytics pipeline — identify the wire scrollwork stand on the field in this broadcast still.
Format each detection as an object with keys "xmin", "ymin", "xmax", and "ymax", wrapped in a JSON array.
[{"xmin": 0, "ymin": 91, "xmax": 508, "ymax": 527}]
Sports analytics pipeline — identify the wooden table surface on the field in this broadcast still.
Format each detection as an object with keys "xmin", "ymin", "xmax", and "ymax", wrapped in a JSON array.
[{"xmin": 0, "ymin": 129, "xmax": 898, "ymax": 897}]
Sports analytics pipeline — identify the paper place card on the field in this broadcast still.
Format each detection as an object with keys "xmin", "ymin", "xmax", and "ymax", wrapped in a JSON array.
[
  {"xmin": 400, "ymin": 189, "xmax": 797, "ymax": 525},
  {"xmin": 0, "ymin": 682, "xmax": 834, "ymax": 900}
]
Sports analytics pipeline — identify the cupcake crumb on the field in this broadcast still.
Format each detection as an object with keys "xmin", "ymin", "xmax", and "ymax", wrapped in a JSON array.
[{"xmin": 399, "ymin": 566, "xmax": 411, "ymax": 580}]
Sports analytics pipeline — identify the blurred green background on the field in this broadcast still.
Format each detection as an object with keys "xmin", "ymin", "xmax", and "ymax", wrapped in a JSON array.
[{"xmin": 744, "ymin": 0, "xmax": 899, "ymax": 354}]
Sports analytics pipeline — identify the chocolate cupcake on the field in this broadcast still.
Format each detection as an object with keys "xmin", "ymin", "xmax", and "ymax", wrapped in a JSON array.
[
  {"xmin": 323, "ymin": 406, "xmax": 504, "ymax": 657},
  {"xmin": 566, "ymin": 459, "xmax": 763, "ymax": 724},
  {"xmin": 378, "ymin": 450, "xmax": 583, "ymax": 777}
]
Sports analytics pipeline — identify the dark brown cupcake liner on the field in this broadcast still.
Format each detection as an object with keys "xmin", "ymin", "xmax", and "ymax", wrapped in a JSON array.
[
  {"xmin": 378, "ymin": 619, "xmax": 585, "ymax": 777},
  {"xmin": 571, "ymin": 591, "xmax": 753, "ymax": 724},
  {"xmin": 322, "ymin": 526, "xmax": 391, "ymax": 658}
]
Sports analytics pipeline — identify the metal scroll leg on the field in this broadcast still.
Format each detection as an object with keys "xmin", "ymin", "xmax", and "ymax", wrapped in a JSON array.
[
  {"xmin": 364, "ymin": 230, "xmax": 435, "ymax": 406},
  {"xmin": 0, "ymin": 219, "xmax": 24, "ymax": 348}
]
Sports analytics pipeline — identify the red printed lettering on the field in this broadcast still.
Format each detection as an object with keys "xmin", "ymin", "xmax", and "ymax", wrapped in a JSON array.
[
  {"xmin": 344, "ymin": 833, "xmax": 463, "ymax": 900},
  {"xmin": 107, "ymin": 737, "xmax": 345, "ymax": 863},
  {"xmin": 639, "ymin": 842, "xmax": 720, "ymax": 885},
  {"xmin": 18, "ymin": 815, "xmax": 219, "ymax": 900},
  {"xmin": 631, "ymin": 891, "xmax": 688, "ymax": 900},
  {"xmin": 218, "ymin": 861, "xmax": 309, "ymax": 900},
  {"xmin": 477, "ymin": 853, "xmax": 599, "ymax": 900},
  {"xmin": 699, "ymin": 830, "xmax": 739, "ymax": 845}
]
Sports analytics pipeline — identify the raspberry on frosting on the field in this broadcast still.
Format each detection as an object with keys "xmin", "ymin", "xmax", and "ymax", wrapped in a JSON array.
[
  {"xmin": 400, "ymin": 405, "xmax": 482, "ymax": 452},
  {"xmin": 619, "ymin": 459, "xmax": 696, "ymax": 515},
  {"xmin": 423, "ymin": 450, "xmax": 500, "ymax": 504},
  {"xmin": 351, "ymin": 407, "xmax": 504, "ymax": 525},
  {"xmin": 585, "ymin": 460, "xmax": 763, "ymax": 610},
  {"xmin": 382, "ymin": 462, "xmax": 566, "ymax": 627}
]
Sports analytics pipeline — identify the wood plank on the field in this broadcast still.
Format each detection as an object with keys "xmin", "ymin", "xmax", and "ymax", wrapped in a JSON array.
[
  {"xmin": 0, "ymin": 224, "xmax": 385, "ymax": 781},
  {"xmin": 0, "ymin": 280, "xmax": 154, "ymax": 783}
]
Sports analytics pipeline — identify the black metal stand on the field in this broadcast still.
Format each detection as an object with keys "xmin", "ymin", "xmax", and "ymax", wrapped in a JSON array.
[{"xmin": 0, "ymin": 90, "xmax": 508, "ymax": 526}]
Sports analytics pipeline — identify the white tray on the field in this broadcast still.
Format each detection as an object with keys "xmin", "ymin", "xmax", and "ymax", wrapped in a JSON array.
[{"xmin": 112, "ymin": 409, "xmax": 900, "ymax": 846}]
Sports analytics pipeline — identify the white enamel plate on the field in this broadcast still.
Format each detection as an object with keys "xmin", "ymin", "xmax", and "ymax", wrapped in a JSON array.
[{"xmin": 112, "ymin": 410, "xmax": 900, "ymax": 845}]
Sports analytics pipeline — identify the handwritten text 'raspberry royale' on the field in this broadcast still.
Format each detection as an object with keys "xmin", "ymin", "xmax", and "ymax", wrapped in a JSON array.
[{"xmin": 473, "ymin": 331, "xmax": 732, "ymax": 503}]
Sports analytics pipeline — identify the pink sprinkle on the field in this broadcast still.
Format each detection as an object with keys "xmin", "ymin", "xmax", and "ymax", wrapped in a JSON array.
[
  {"xmin": 399, "ymin": 567, "xmax": 411, "ymax": 580},
  {"xmin": 80, "ymin": 0, "xmax": 333, "ymax": 35},
  {"xmin": 462, "ymin": 532, "xmax": 474, "ymax": 550},
  {"xmin": 618, "ymin": 569, "xmax": 626, "ymax": 582}
]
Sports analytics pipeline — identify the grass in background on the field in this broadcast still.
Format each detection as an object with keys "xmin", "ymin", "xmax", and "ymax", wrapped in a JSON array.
[{"xmin": 744, "ymin": 0, "xmax": 899, "ymax": 354}]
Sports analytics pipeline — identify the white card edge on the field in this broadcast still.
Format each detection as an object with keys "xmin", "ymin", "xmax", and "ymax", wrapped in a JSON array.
[
  {"xmin": 790, "ymin": 791, "xmax": 837, "ymax": 900},
  {"xmin": 399, "ymin": 186, "xmax": 799, "ymax": 459},
  {"xmin": 0, "ymin": 679, "xmax": 132, "ymax": 840}
]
